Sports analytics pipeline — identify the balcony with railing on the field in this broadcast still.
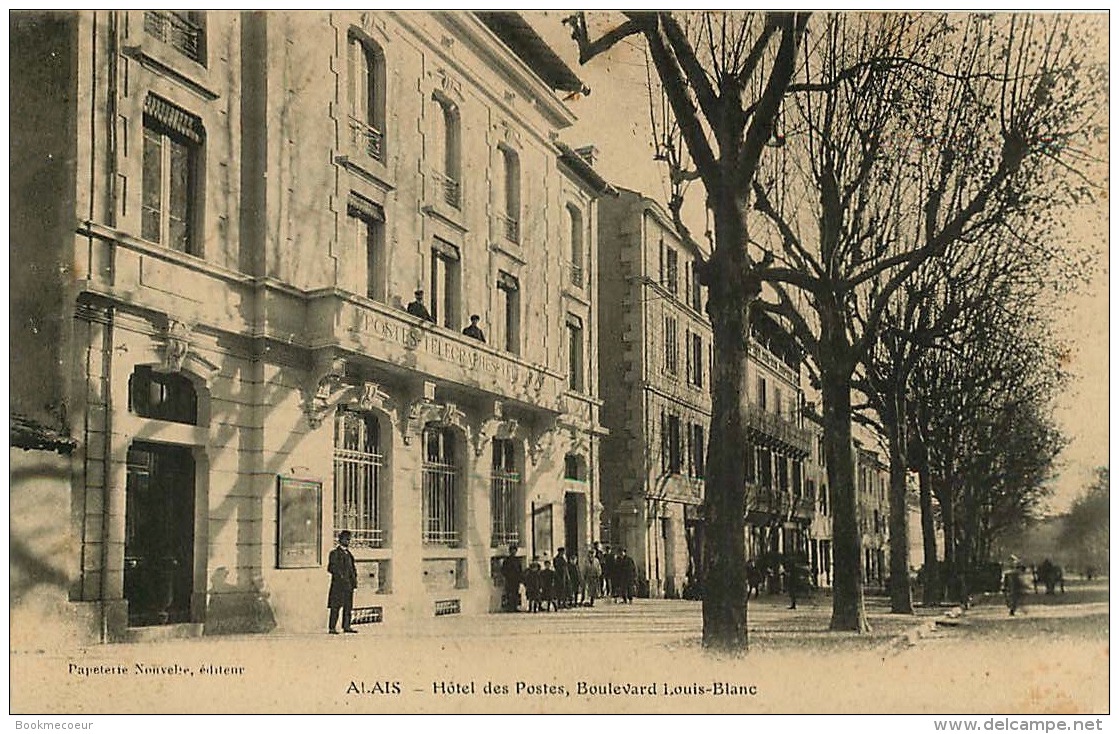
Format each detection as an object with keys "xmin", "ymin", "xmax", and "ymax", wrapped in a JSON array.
[
  {"xmin": 501, "ymin": 214, "xmax": 519, "ymax": 244},
  {"xmin": 144, "ymin": 11, "xmax": 203, "ymax": 63},
  {"xmin": 432, "ymin": 170, "xmax": 460, "ymax": 209},
  {"xmin": 349, "ymin": 117, "xmax": 384, "ymax": 161},
  {"xmin": 744, "ymin": 404, "xmax": 813, "ymax": 456},
  {"xmin": 745, "ymin": 485, "xmax": 816, "ymax": 524},
  {"xmin": 567, "ymin": 261, "xmax": 585, "ymax": 289}
]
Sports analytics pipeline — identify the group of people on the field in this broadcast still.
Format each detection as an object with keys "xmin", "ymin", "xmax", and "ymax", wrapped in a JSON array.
[
  {"xmin": 500, "ymin": 543, "xmax": 639, "ymax": 613},
  {"xmin": 406, "ymin": 289, "xmax": 486, "ymax": 343}
]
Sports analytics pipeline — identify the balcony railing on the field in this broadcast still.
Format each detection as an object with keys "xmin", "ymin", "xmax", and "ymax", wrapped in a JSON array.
[
  {"xmin": 744, "ymin": 405, "xmax": 812, "ymax": 455},
  {"xmin": 433, "ymin": 171, "xmax": 460, "ymax": 209},
  {"xmin": 349, "ymin": 117, "xmax": 384, "ymax": 161},
  {"xmin": 745, "ymin": 486, "xmax": 816, "ymax": 522},
  {"xmin": 144, "ymin": 11, "xmax": 203, "ymax": 63},
  {"xmin": 501, "ymin": 214, "xmax": 519, "ymax": 244},
  {"xmin": 567, "ymin": 261, "xmax": 584, "ymax": 289}
]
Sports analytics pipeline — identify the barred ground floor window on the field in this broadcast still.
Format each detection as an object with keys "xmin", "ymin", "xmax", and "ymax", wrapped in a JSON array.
[
  {"xmin": 422, "ymin": 424, "xmax": 459, "ymax": 546},
  {"xmin": 490, "ymin": 438, "xmax": 520, "ymax": 548},
  {"xmin": 334, "ymin": 408, "xmax": 384, "ymax": 547}
]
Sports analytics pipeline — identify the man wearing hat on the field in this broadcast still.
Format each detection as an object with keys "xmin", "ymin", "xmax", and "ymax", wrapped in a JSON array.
[
  {"xmin": 462, "ymin": 314, "xmax": 486, "ymax": 342},
  {"xmin": 407, "ymin": 289, "xmax": 435, "ymax": 323},
  {"xmin": 327, "ymin": 530, "xmax": 359, "ymax": 634}
]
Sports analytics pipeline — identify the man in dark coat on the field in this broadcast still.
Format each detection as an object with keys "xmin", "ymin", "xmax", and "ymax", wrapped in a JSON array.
[
  {"xmin": 553, "ymin": 549, "xmax": 569, "ymax": 609},
  {"xmin": 540, "ymin": 560, "xmax": 557, "ymax": 611},
  {"xmin": 406, "ymin": 289, "xmax": 435, "ymax": 322},
  {"xmin": 524, "ymin": 558, "xmax": 542, "ymax": 613},
  {"xmin": 327, "ymin": 530, "xmax": 359, "ymax": 634},
  {"xmin": 500, "ymin": 544, "xmax": 522, "ymax": 612},
  {"xmin": 617, "ymin": 547, "xmax": 638, "ymax": 603}
]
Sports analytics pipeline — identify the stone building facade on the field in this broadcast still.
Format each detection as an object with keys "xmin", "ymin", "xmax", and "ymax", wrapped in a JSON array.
[
  {"xmin": 10, "ymin": 10, "xmax": 611, "ymax": 642},
  {"xmin": 596, "ymin": 189, "xmax": 712, "ymax": 599}
]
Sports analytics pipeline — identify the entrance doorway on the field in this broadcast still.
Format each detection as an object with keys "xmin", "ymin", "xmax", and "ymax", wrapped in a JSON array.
[
  {"xmin": 124, "ymin": 442, "xmax": 196, "ymax": 626},
  {"xmin": 563, "ymin": 492, "xmax": 585, "ymax": 557}
]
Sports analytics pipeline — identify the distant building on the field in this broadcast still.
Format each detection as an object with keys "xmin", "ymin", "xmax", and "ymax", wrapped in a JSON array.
[
  {"xmin": 596, "ymin": 189, "xmax": 712, "ymax": 598},
  {"xmin": 9, "ymin": 10, "xmax": 612, "ymax": 642}
]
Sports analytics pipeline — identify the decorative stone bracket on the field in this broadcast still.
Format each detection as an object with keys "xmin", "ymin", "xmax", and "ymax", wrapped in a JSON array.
[
  {"xmin": 403, "ymin": 398, "xmax": 468, "ymax": 446},
  {"xmin": 471, "ymin": 400, "xmax": 519, "ymax": 456},
  {"xmin": 528, "ymin": 416, "xmax": 579, "ymax": 466},
  {"xmin": 153, "ymin": 319, "xmax": 219, "ymax": 383},
  {"xmin": 303, "ymin": 352, "xmax": 348, "ymax": 429}
]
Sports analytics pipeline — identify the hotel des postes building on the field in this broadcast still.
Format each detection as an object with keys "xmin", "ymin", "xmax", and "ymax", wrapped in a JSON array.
[{"xmin": 10, "ymin": 10, "xmax": 614, "ymax": 642}]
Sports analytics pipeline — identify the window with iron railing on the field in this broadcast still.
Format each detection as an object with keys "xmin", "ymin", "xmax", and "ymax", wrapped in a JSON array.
[
  {"xmin": 422, "ymin": 425, "xmax": 459, "ymax": 546},
  {"xmin": 432, "ymin": 94, "xmax": 461, "ymax": 209},
  {"xmin": 490, "ymin": 439, "xmax": 521, "ymax": 548},
  {"xmin": 334, "ymin": 409, "xmax": 385, "ymax": 548},
  {"xmin": 433, "ymin": 170, "xmax": 461, "ymax": 209},
  {"xmin": 348, "ymin": 32, "xmax": 386, "ymax": 161},
  {"xmin": 144, "ymin": 11, "xmax": 205, "ymax": 64},
  {"xmin": 500, "ymin": 146, "xmax": 520, "ymax": 243}
]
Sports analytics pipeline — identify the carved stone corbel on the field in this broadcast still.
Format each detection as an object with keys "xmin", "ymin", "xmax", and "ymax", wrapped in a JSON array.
[
  {"xmin": 529, "ymin": 422, "xmax": 575, "ymax": 466},
  {"xmin": 303, "ymin": 353, "xmax": 347, "ymax": 429},
  {"xmin": 153, "ymin": 318, "xmax": 220, "ymax": 384},
  {"xmin": 337, "ymin": 380, "xmax": 398, "ymax": 426},
  {"xmin": 403, "ymin": 399, "xmax": 468, "ymax": 446}
]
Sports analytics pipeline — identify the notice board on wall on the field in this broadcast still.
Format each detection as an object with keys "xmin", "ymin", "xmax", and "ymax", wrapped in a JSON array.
[{"xmin": 277, "ymin": 476, "xmax": 322, "ymax": 569}]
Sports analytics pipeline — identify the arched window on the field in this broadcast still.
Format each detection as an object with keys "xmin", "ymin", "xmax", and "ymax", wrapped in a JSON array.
[
  {"xmin": 333, "ymin": 408, "xmax": 384, "ymax": 547},
  {"xmin": 128, "ymin": 365, "xmax": 198, "ymax": 425},
  {"xmin": 422, "ymin": 425, "xmax": 460, "ymax": 546},
  {"xmin": 490, "ymin": 438, "xmax": 521, "ymax": 548},
  {"xmin": 432, "ymin": 95, "xmax": 461, "ymax": 208},
  {"xmin": 348, "ymin": 32, "xmax": 386, "ymax": 160}
]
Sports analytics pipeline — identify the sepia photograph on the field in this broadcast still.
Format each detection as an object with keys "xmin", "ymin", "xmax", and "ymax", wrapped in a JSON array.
[{"xmin": 8, "ymin": 8, "xmax": 1110, "ymax": 722}]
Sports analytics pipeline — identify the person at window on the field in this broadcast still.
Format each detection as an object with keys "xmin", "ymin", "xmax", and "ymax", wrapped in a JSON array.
[
  {"xmin": 327, "ymin": 530, "xmax": 359, "ymax": 634},
  {"xmin": 406, "ymin": 289, "xmax": 434, "ymax": 322},
  {"xmin": 462, "ymin": 314, "xmax": 485, "ymax": 342}
]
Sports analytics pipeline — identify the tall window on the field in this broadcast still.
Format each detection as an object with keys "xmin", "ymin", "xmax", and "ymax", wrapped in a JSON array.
[
  {"xmin": 661, "ymin": 412, "xmax": 682, "ymax": 475},
  {"xmin": 745, "ymin": 439, "xmax": 757, "ymax": 483},
  {"xmin": 348, "ymin": 194, "xmax": 385, "ymax": 301},
  {"xmin": 432, "ymin": 95, "xmax": 460, "ymax": 208},
  {"xmin": 500, "ymin": 147, "xmax": 520, "ymax": 243},
  {"xmin": 792, "ymin": 459, "xmax": 803, "ymax": 498},
  {"xmin": 665, "ymin": 247, "xmax": 679, "ymax": 295},
  {"xmin": 690, "ymin": 423, "xmax": 705, "ymax": 478},
  {"xmin": 490, "ymin": 438, "xmax": 520, "ymax": 548},
  {"xmin": 756, "ymin": 376, "xmax": 768, "ymax": 411},
  {"xmin": 144, "ymin": 11, "xmax": 205, "ymax": 64},
  {"xmin": 775, "ymin": 388, "xmax": 784, "ymax": 419},
  {"xmin": 498, "ymin": 271, "xmax": 520, "ymax": 355},
  {"xmin": 422, "ymin": 425, "xmax": 459, "ymax": 546},
  {"xmin": 430, "ymin": 239, "xmax": 460, "ymax": 329},
  {"xmin": 566, "ymin": 314, "xmax": 584, "ymax": 392},
  {"xmin": 567, "ymin": 204, "xmax": 584, "ymax": 288},
  {"xmin": 758, "ymin": 447, "xmax": 773, "ymax": 490},
  {"xmin": 142, "ymin": 96, "xmax": 202, "ymax": 255},
  {"xmin": 689, "ymin": 261, "xmax": 703, "ymax": 311},
  {"xmin": 334, "ymin": 408, "xmax": 384, "ymax": 547},
  {"xmin": 687, "ymin": 331, "xmax": 704, "ymax": 387},
  {"xmin": 777, "ymin": 455, "xmax": 790, "ymax": 492},
  {"xmin": 664, "ymin": 316, "xmax": 678, "ymax": 376},
  {"xmin": 348, "ymin": 33, "xmax": 386, "ymax": 160}
]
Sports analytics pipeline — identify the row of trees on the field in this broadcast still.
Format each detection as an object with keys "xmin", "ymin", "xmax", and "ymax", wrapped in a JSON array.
[{"xmin": 564, "ymin": 11, "xmax": 1105, "ymax": 650}]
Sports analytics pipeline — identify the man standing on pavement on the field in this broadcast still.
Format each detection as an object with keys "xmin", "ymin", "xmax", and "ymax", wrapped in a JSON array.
[
  {"xmin": 327, "ymin": 530, "xmax": 359, "ymax": 634},
  {"xmin": 581, "ymin": 549, "xmax": 602, "ymax": 606},
  {"xmin": 500, "ymin": 544, "xmax": 522, "ymax": 612},
  {"xmin": 617, "ymin": 547, "xmax": 638, "ymax": 604},
  {"xmin": 553, "ymin": 548, "xmax": 570, "ymax": 610}
]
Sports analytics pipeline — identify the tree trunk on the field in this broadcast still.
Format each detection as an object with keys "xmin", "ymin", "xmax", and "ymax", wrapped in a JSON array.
[
  {"xmin": 822, "ymin": 366, "xmax": 870, "ymax": 632},
  {"xmin": 700, "ymin": 195, "xmax": 756, "ymax": 652},
  {"xmin": 917, "ymin": 450, "xmax": 940, "ymax": 605},
  {"xmin": 886, "ymin": 396, "xmax": 913, "ymax": 614},
  {"xmin": 941, "ymin": 485, "xmax": 960, "ymax": 604}
]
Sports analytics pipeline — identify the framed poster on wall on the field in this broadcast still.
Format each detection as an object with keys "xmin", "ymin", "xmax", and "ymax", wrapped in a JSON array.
[
  {"xmin": 277, "ymin": 476, "xmax": 322, "ymax": 568},
  {"xmin": 531, "ymin": 502, "xmax": 553, "ymax": 560}
]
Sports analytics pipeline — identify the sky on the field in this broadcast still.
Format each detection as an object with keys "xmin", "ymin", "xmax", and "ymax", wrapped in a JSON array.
[{"xmin": 528, "ymin": 11, "xmax": 1111, "ymax": 516}]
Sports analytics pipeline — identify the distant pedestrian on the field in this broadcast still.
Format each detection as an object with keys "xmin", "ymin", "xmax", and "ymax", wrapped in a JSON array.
[
  {"xmin": 1003, "ymin": 559, "xmax": 1028, "ymax": 616},
  {"xmin": 553, "ymin": 549, "xmax": 570, "ymax": 609},
  {"xmin": 601, "ymin": 544, "xmax": 615, "ymax": 598},
  {"xmin": 500, "ymin": 544, "xmax": 522, "ymax": 612},
  {"xmin": 327, "ymin": 530, "xmax": 359, "ymax": 634},
  {"xmin": 540, "ymin": 560, "xmax": 557, "ymax": 612},
  {"xmin": 580, "ymin": 549, "xmax": 602, "ymax": 607},
  {"xmin": 567, "ymin": 553, "xmax": 582, "ymax": 608},
  {"xmin": 524, "ymin": 558, "xmax": 542, "ymax": 613},
  {"xmin": 617, "ymin": 548, "xmax": 637, "ymax": 603}
]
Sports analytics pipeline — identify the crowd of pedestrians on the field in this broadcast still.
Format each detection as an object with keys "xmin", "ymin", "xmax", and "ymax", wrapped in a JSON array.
[{"xmin": 499, "ymin": 542, "xmax": 638, "ymax": 613}]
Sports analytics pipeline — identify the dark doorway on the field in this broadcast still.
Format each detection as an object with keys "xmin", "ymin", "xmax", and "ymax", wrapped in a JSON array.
[
  {"xmin": 125, "ymin": 442, "xmax": 196, "ymax": 626},
  {"xmin": 563, "ymin": 492, "xmax": 584, "ymax": 558}
]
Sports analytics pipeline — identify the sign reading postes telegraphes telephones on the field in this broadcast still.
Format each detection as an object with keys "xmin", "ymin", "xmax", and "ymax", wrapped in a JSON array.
[{"xmin": 277, "ymin": 476, "xmax": 322, "ymax": 569}]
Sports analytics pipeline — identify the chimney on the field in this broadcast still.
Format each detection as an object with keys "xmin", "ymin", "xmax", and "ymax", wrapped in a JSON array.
[{"xmin": 574, "ymin": 145, "xmax": 599, "ymax": 167}]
